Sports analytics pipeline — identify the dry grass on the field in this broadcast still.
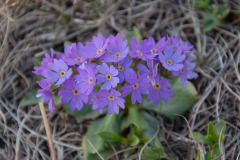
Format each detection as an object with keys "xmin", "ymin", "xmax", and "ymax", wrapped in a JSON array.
[{"xmin": 0, "ymin": 0, "xmax": 239, "ymax": 159}]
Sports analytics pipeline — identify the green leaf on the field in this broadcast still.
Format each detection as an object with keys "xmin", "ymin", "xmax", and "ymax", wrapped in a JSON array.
[
  {"xmin": 125, "ymin": 27, "xmax": 142, "ymax": 43},
  {"xmin": 127, "ymin": 135, "xmax": 140, "ymax": 146},
  {"xmin": 203, "ymin": 12, "xmax": 219, "ymax": 31},
  {"xmin": 191, "ymin": 132, "xmax": 207, "ymax": 144},
  {"xmin": 20, "ymin": 89, "xmax": 39, "ymax": 107},
  {"xmin": 142, "ymin": 147, "xmax": 165, "ymax": 160},
  {"xmin": 193, "ymin": 0, "xmax": 209, "ymax": 9},
  {"xmin": 142, "ymin": 78, "xmax": 198, "ymax": 119},
  {"xmin": 122, "ymin": 106, "xmax": 147, "ymax": 130},
  {"xmin": 97, "ymin": 131, "xmax": 127, "ymax": 143},
  {"xmin": 63, "ymin": 105, "xmax": 100, "ymax": 121},
  {"xmin": 82, "ymin": 114, "xmax": 121, "ymax": 159},
  {"xmin": 133, "ymin": 27, "xmax": 142, "ymax": 43},
  {"xmin": 214, "ymin": 121, "xmax": 226, "ymax": 135}
]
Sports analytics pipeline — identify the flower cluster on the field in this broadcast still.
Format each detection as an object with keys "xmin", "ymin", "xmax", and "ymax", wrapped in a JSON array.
[{"xmin": 33, "ymin": 34, "xmax": 198, "ymax": 114}]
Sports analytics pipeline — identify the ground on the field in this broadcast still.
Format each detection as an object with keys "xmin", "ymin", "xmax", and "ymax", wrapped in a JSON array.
[{"xmin": 0, "ymin": 0, "xmax": 239, "ymax": 160}]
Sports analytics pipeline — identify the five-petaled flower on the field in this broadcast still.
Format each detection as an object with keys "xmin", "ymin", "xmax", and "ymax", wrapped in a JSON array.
[
  {"xmin": 58, "ymin": 78, "xmax": 88, "ymax": 111},
  {"xmin": 121, "ymin": 72, "xmax": 150, "ymax": 104},
  {"xmin": 159, "ymin": 46, "xmax": 186, "ymax": 71},
  {"xmin": 47, "ymin": 59, "xmax": 72, "ymax": 85},
  {"xmin": 96, "ymin": 63, "xmax": 119, "ymax": 90}
]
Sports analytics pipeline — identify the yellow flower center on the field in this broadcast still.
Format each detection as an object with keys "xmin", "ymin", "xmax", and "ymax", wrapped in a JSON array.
[
  {"xmin": 154, "ymin": 83, "xmax": 161, "ymax": 89},
  {"xmin": 133, "ymin": 83, "xmax": 138, "ymax": 89},
  {"xmin": 137, "ymin": 51, "xmax": 143, "ymax": 56},
  {"xmin": 181, "ymin": 68, "xmax": 185, "ymax": 73},
  {"xmin": 105, "ymin": 74, "xmax": 112, "ymax": 80},
  {"xmin": 97, "ymin": 49, "xmax": 102, "ymax": 54},
  {"xmin": 75, "ymin": 57, "xmax": 81, "ymax": 61},
  {"xmin": 167, "ymin": 59, "xmax": 173, "ymax": 65},
  {"xmin": 59, "ymin": 71, "xmax": 65, "ymax": 77},
  {"xmin": 118, "ymin": 66, "xmax": 124, "ymax": 71},
  {"xmin": 88, "ymin": 77, "xmax": 93, "ymax": 84},
  {"xmin": 114, "ymin": 52, "xmax": 121, "ymax": 57},
  {"xmin": 73, "ymin": 89, "xmax": 78, "ymax": 95},
  {"xmin": 108, "ymin": 95, "xmax": 114, "ymax": 101},
  {"xmin": 151, "ymin": 48, "xmax": 156, "ymax": 53}
]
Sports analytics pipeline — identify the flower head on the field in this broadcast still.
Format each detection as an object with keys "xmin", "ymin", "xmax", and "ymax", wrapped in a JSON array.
[
  {"xmin": 172, "ymin": 57, "xmax": 198, "ymax": 85},
  {"xmin": 75, "ymin": 64, "xmax": 96, "ymax": 94},
  {"xmin": 47, "ymin": 59, "xmax": 72, "ymax": 85},
  {"xmin": 33, "ymin": 48, "xmax": 54, "ymax": 76},
  {"xmin": 96, "ymin": 63, "xmax": 119, "ymax": 90},
  {"xmin": 97, "ymin": 89, "xmax": 125, "ymax": 114},
  {"xmin": 148, "ymin": 36, "xmax": 168, "ymax": 56},
  {"xmin": 102, "ymin": 34, "xmax": 129, "ymax": 62},
  {"xmin": 147, "ymin": 75, "xmax": 173, "ymax": 104},
  {"xmin": 58, "ymin": 78, "xmax": 88, "ymax": 111},
  {"xmin": 129, "ymin": 37, "xmax": 154, "ymax": 60},
  {"xmin": 63, "ymin": 42, "xmax": 87, "ymax": 65},
  {"xmin": 84, "ymin": 34, "xmax": 108, "ymax": 58},
  {"xmin": 121, "ymin": 72, "xmax": 150, "ymax": 104},
  {"xmin": 117, "ymin": 58, "xmax": 134, "ymax": 83},
  {"xmin": 159, "ymin": 46, "xmax": 185, "ymax": 71},
  {"xmin": 36, "ymin": 79, "xmax": 55, "ymax": 112},
  {"xmin": 137, "ymin": 60, "xmax": 158, "ymax": 79}
]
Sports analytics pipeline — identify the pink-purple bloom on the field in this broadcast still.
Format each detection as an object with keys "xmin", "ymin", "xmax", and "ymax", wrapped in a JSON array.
[
  {"xmin": 102, "ymin": 34, "xmax": 129, "ymax": 62},
  {"xmin": 159, "ymin": 46, "xmax": 185, "ymax": 71},
  {"xmin": 47, "ymin": 59, "xmax": 72, "ymax": 85},
  {"xmin": 33, "ymin": 48, "xmax": 54, "ymax": 76},
  {"xmin": 75, "ymin": 64, "xmax": 96, "ymax": 94},
  {"xmin": 34, "ymin": 33, "xmax": 198, "ymax": 114},
  {"xmin": 84, "ymin": 34, "xmax": 108, "ymax": 58},
  {"xmin": 137, "ymin": 60, "xmax": 158, "ymax": 79},
  {"xmin": 117, "ymin": 58, "xmax": 134, "ymax": 83},
  {"xmin": 172, "ymin": 57, "xmax": 198, "ymax": 85},
  {"xmin": 96, "ymin": 63, "xmax": 119, "ymax": 90},
  {"xmin": 122, "ymin": 72, "xmax": 150, "ymax": 104},
  {"xmin": 147, "ymin": 36, "xmax": 168, "ymax": 56},
  {"xmin": 147, "ymin": 75, "xmax": 173, "ymax": 104},
  {"xmin": 129, "ymin": 37, "xmax": 154, "ymax": 60},
  {"xmin": 58, "ymin": 78, "xmax": 88, "ymax": 111},
  {"xmin": 97, "ymin": 89, "xmax": 125, "ymax": 114},
  {"xmin": 63, "ymin": 43, "xmax": 87, "ymax": 65},
  {"xmin": 36, "ymin": 79, "xmax": 55, "ymax": 112}
]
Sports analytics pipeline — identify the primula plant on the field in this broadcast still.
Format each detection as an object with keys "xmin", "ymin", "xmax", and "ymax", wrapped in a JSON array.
[
  {"xmin": 33, "ymin": 32, "xmax": 199, "ymax": 159},
  {"xmin": 33, "ymin": 33, "xmax": 198, "ymax": 114}
]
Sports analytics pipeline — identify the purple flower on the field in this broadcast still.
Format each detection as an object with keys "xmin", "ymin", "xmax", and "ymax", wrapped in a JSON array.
[
  {"xmin": 121, "ymin": 72, "xmax": 150, "ymax": 104},
  {"xmin": 159, "ymin": 46, "xmax": 185, "ymax": 71},
  {"xmin": 129, "ymin": 37, "xmax": 154, "ymax": 60},
  {"xmin": 172, "ymin": 57, "xmax": 198, "ymax": 85},
  {"xmin": 169, "ymin": 35, "xmax": 196, "ymax": 54},
  {"xmin": 117, "ymin": 58, "xmax": 134, "ymax": 83},
  {"xmin": 147, "ymin": 75, "xmax": 173, "ymax": 104},
  {"xmin": 63, "ymin": 43, "xmax": 87, "ymax": 65},
  {"xmin": 148, "ymin": 36, "xmax": 168, "ymax": 56},
  {"xmin": 75, "ymin": 64, "xmax": 96, "ymax": 95},
  {"xmin": 97, "ymin": 89, "xmax": 125, "ymax": 114},
  {"xmin": 102, "ymin": 34, "xmax": 129, "ymax": 62},
  {"xmin": 58, "ymin": 78, "xmax": 88, "ymax": 111},
  {"xmin": 47, "ymin": 59, "xmax": 72, "ymax": 85},
  {"xmin": 137, "ymin": 60, "xmax": 158, "ymax": 79},
  {"xmin": 33, "ymin": 48, "xmax": 54, "ymax": 76},
  {"xmin": 89, "ymin": 91, "xmax": 104, "ymax": 113},
  {"xmin": 96, "ymin": 63, "xmax": 119, "ymax": 90},
  {"xmin": 36, "ymin": 79, "xmax": 55, "ymax": 112},
  {"xmin": 84, "ymin": 34, "xmax": 108, "ymax": 58}
]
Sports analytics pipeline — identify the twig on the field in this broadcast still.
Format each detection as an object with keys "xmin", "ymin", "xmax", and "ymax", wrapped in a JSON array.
[{"xmin": 39, "ymin": 102, "xmax": 56, "ymax": 160}]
